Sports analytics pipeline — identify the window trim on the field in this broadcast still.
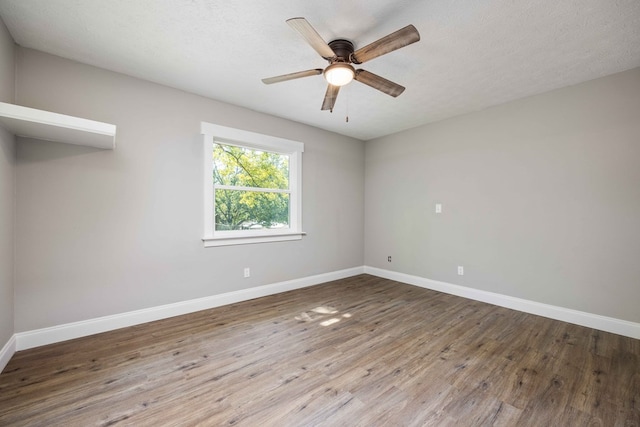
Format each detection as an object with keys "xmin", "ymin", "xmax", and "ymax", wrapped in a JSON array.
[{"xmin": 201, "ymin": 122, "xmax": 305, "ymax": 247}]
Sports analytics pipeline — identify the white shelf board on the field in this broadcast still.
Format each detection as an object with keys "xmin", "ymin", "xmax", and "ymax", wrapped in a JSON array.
[{"xmin": 0, "ymin": 102, "xmax": 116, "ymax": 149}]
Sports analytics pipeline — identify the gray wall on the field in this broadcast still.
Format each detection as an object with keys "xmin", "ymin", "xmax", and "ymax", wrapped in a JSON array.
[
  {"xmin": 0, "ymin": 17, "xmax": 15, "ymax": 347},
  {"xmin": 14, "ymin": 48, "xmax": 364, "ymax": 332},
  {"xmin": 365, "ymin": 68, "xmax": 640, "ymax": 323}
]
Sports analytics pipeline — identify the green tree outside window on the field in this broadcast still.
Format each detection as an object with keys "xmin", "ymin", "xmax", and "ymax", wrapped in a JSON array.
[{"xmin": 213, "ymin": 143, "xmax": 290, "ymax": 230}]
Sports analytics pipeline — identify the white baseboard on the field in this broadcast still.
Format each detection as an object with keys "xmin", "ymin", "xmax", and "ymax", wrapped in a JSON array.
[
  {"xmin": 10, "ymin": 264, "xmax": 638, "ymax": 355},
  {"xmin": 0, "ymin": 334, "xmax": 16, "ymax": 373},
  {"xmin": 364, "ymin": 266, "xmax": 640, "ymax": 339},
  {"xmin": 15, "ymin": 266, "xmax": 365, "ymax": 351}
]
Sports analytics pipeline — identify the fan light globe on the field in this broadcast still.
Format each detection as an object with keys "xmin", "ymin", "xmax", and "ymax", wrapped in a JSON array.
[{"xmin": 324, "ymin": 63, "xmax": 355, "ymax": 86}]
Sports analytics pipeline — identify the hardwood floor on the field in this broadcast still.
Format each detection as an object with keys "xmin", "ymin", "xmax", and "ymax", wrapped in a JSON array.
[{"xmin": 1, "ymin": 274, "xmax": 638, "ymax": 426}]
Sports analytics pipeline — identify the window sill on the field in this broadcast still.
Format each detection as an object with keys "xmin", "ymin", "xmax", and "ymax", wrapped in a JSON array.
[{"xmin": 202, "ymin": 232, "xmax": 306, "ymax": 247}]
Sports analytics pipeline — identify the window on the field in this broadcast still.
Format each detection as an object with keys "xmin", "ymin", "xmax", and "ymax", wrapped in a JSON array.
[{"xmin": 201, "ymin": 122, "xmax": 304, "ymax": 247}]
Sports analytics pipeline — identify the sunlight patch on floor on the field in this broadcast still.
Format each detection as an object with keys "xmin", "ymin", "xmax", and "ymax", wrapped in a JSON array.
[
  {"xmin": 312, "ymin": 306, "xmax": 338, "ymax": 314},
  {"xmin": 320, "ymin": 318, "xmax": 340, "ymax": 326},
  {"xmin": 294, "ymin": 306, "xmax": 352, "ymax": 326}
]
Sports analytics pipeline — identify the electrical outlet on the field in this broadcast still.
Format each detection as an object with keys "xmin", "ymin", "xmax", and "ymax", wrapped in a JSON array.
[
  {"xmin": 435, "ymin": 203, "xmax": 442, "ymax": 214},
  {"xmin": 244, "ymin": 267, "xmax": 250, "ymax": 278},
  {"xmin": 457, "ymin": 266, "xmax": 464, "ymax": 276},
  {"xmin": 388, "ymin": 256, "xmax": 392, "ymax": 263}
]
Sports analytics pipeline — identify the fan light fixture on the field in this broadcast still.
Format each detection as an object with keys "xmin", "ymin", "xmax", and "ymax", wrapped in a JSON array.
[{"xmin": 324, "ymin": 63, "xmax": 355, "ymax": 86}]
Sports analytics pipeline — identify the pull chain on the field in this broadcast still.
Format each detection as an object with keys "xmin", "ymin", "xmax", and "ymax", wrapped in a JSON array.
[{"xmin": 345, "ymin": 85, "xmax": 349, "ymax": 123}]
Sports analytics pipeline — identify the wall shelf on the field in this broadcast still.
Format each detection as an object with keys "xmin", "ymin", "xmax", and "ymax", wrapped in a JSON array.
[{"xmin": 0, "ymin": 102, "xmax": 116, "ymax": 149}]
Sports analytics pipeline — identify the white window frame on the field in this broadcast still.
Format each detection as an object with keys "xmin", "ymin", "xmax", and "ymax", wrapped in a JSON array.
[{"xmin": 201, "ymin": 122, "xmax": 305, "ymax": 247}]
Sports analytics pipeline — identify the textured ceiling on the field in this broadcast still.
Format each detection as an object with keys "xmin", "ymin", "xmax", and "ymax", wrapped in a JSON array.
[{"xmin": 1, "ymin": 0, "xmax": 639, "ymax": 141}]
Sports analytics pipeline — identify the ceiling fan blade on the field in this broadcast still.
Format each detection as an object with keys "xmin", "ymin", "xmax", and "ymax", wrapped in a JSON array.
[
  {"xmin": 354, "ymin": 69, "xmax": 405, "ymax": 97},
  {"xmin": 321, "ymin": 84, "xmax": 340, "ymax": 111},
  {"xmin": 351, "ymin": 25, "xmax": 420, "ymax": 64},
  {"xmin": 262, "ymin": 69, "xmax": 323, "ymax": 85},
  {"xmin": 287, "ymin": 17, "xmax": 336, "ymax": 59}
]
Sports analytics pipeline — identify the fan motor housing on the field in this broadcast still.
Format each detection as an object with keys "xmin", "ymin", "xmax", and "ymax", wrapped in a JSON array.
[{"xmin": 327, "ymin": 39, "xmax": 354, "ymax": 62}]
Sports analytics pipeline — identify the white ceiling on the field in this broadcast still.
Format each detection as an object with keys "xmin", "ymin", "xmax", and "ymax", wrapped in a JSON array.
[{"xmin": 1, "ymin": 0, "xmax": 639, "ymax": 141}]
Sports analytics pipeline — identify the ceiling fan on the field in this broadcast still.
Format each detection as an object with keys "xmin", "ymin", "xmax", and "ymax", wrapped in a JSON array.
[{"xmin": 262, "ymin": 18, "xmax": 420, "ymax": 112}]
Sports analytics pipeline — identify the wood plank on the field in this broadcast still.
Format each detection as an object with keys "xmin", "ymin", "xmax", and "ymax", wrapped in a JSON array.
[{"xmin": 1, "ymin": 275, "xmax": 638, "ymax": 425}]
